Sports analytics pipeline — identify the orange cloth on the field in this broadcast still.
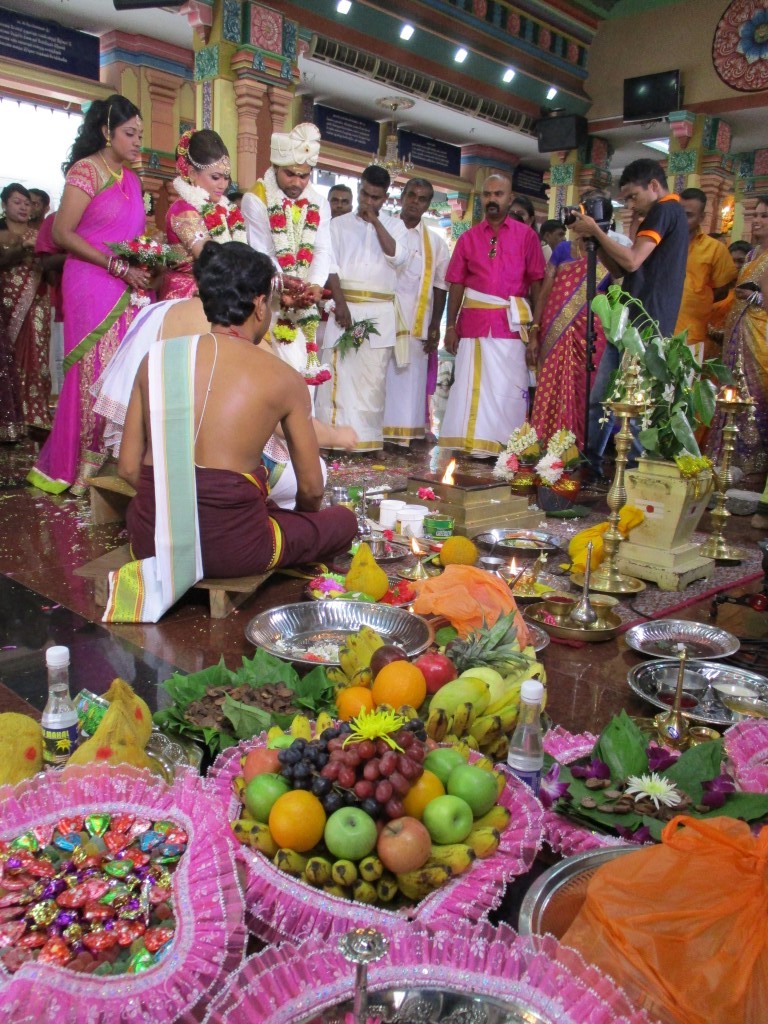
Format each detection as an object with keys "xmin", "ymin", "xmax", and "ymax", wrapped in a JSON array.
[
  {"xmin": 411, "ymin": 564, "xmax": 529, "ymax": 646},
  {"xmin": 563, "ymin": 815, "xmax": 768, "ymax": 1024},
  {"xmin": 675, "ymin": 230, "xmax": 737, "ymax": 346}
]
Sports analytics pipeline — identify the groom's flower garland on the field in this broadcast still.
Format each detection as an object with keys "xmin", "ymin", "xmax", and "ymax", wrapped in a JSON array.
[
  {"xmin": 262, "ymin": 168, "xmax": 330, "ymax": 385},
  {"xmin": 172, "ymin": 177, "xmax": 247, "ymax": 244}
]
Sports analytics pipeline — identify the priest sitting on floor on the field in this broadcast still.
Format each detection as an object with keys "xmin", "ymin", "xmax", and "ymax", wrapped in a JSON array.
[{"xmin": 109, "ymin": 241, "xmax": 357, "ymax": 622}]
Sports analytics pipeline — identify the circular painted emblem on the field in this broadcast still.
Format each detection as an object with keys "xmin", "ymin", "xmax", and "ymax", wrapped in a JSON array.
[{"xmin": 713, "ymin": 0, "xmax": 768, "ymax": 91}]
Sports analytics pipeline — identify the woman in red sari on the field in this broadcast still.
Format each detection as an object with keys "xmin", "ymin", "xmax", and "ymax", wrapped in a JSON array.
[
  {"xmin": 529, "ymin": 237, "xmax": 611, "ymax": 448},
  {"xmin": 159, "ymin": 129, "xmax": 246, "ymax": 300},
  {"xmin": 0, "ymin": 183, "xmax": 51, "ymax": 441},
  {"xmin": 28, "ymin": 94, "xmax": 151, "ymax": 494}
]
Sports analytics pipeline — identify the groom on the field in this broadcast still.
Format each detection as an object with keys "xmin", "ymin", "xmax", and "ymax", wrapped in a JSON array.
[{"xmin": 241, "ymin": 123, "xmax": 334, "ymax": 377}]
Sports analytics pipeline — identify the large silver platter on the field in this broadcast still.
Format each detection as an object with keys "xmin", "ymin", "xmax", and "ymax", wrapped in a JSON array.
[
  {"xmin": 526, "ymin": 621, "xmax": 551, "ymax": 654},
  {"xmin": 245, "ymin": 600, "xmax": 434, "ymax": 666},
  {"xmin": 302, "ymin": 988, "xmax": 552, "ymax": 1024},
  {"xmin": 625, "ymin": 619, "xmax": 740, "ymax": 660},
  {"xmin": 627, "ymin": 659, "xmax": 768, "ymax": 725},
  {"xmin": 472, "ymin": 529, "xmax": 560, "ymax": 556},
  {"xmin": 518, "ymin": 847, "xmax": 636, "ymax": 939}
]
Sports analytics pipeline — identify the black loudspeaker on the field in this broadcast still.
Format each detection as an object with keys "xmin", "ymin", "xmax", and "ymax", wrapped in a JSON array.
[
  {"xmin": 113, "ymin": 1, "xmax": 185, "ymax": 9},
  {"xmin": 536, "ymin": 115, "xmax": 589, "ymax": 153}
]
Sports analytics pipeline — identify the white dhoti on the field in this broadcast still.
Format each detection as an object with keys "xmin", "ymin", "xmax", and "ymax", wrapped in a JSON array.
[
  {"xmin": 316, "ymin": 294, "xmax": 396, "ymax": 452},
  {"xmin": 439, "ymin": 333, "xmax": 529, "ymax": 456},
  {"xmin": 383, "ymin": 337, "xmax": 428, "ymax": 442}
]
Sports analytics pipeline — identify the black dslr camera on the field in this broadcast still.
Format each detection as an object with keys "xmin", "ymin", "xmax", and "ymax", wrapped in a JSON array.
[{"xmin": 559, "ymin": 194, "xmax": 613, "ymax": 232}]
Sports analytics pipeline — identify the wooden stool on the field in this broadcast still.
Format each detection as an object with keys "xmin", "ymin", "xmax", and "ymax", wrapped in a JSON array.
[
  {"xmin": 75, "ymin": 544, "xmax": 273, "ymax": 619},
  {"xmin": 88, "ymin": 475, "xmax": 136, "ymax": 525}
]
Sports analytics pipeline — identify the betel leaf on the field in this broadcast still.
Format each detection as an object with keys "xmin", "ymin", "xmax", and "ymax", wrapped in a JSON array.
[
  {"xmin": 619, "ymin": 324, "xmax": 645, "ymax": 359},
  {"xmin": 701, "ymin": 792, "xmax": 768, "ymax": 822},
  {"xmin": 637, "ymin": 427, "xmax": 660, "ymax": 453},
  {"xmin": 691, "ymin": 379, "xmax": 716, "ymax": 426},
  {"xmin": 291, "ymin": 664, "xmax": 336, "ymax": 715},
  {"xmin": 162, "ymin": 657, "xmax": 230, "ymax": 706},
  {"xmin": 435, "ymin": 625, "xmax": 458, "ymax": 647},
  {"xmin": 231, "ymin": 648, "xmax": 299, "ymax": 688},
  {"xmin": 662, "ymin": 738, "xmax": 723, "ymax": 802},
  {"xmin": 222, "ymin": 695, "xmax": 273, "ymax": 740},
  {"xmin": 670, "ymin": 407, "xmax": 699, "ymax": 455},
  {"xmin": 594, "ymin": 710, "xmax": 648, "ymax": 779}
]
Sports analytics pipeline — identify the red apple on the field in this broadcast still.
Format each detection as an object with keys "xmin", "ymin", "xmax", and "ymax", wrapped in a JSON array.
[
  {"xmin": 242, "ymin": 747, "xmax": 281, "ymax": 783},
  {"xmin": 370, "ymin": 644, "xmax": 409, "ymax": 679},
  {"xmin": 414, "ymin": 653, "xmax": 458, "ymax": 694},
  {"xmin": 377, "ymin": 816, "xmax": 432, "ymax": 873}
]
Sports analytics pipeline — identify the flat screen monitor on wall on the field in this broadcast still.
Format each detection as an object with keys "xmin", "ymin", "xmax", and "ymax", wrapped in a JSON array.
[{"xmin": 623, "ymin": 70, "xmax": 682, "ymax": 123}]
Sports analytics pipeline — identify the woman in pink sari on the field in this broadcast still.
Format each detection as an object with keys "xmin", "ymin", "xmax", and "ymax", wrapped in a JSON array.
[
  {"xmin": 530, "ymin": 238, "xmax": 610, "ymax": 448},
  {"xmin": 159, "ymin": 129, "xmax": 246, "ymax": 300},
  {"xmin": 28, "ymin": 94, "xmax": 151, "ymax": 494},
  {"xmin": 0, "ymin": 183, "xmax": 52, "ymax": 441}
]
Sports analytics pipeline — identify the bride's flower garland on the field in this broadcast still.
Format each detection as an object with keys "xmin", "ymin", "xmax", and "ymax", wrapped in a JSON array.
[
  {"xmin": 172, "ymin": 176, "xmax": 246, "ymax": 243},
  {"xmin": 263, "ymin": 168, "xmax": 321, "ymax": 364}
]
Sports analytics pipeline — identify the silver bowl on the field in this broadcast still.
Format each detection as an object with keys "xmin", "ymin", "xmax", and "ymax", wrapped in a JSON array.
[
  {"xmin": 519, "ymin": 847, "xmax": 637, "ymax": 939},
  {"xmin": 472, "ymin": 529, "xmax": 560, "ymax": 556},
  {"xmin": 624, "ymin": 620, "xmax": 740, "ymax": 660},
  {"xmin": 245, "ymin": 600, "xmax": 434, "ymax": 666}
]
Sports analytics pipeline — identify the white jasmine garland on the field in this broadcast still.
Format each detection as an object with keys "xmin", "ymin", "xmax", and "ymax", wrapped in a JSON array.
[
  {"xmin": 546, "ymin": 429, "xmax": 576, "ymax": 457},
  {"xmin": 505, "ymin": 424, "xmax": 540, "ymax": 456},
  {"xmin": 536, "ymin": 452, "xmax": 565, "ymax": 485}
]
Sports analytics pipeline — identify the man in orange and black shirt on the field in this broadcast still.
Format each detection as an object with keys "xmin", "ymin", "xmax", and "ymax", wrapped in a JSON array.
[{"xmin": 572, "ymin": 159, "xmax": 688, "ymax": 471}]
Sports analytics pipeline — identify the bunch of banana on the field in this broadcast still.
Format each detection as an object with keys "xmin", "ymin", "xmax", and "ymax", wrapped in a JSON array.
[
  {"xmin": 326, "ymin": 626, "xmax": 385, "ymax": 690},
  {"xmin": 395, "ymin": 841, "xmax": 477, "ymax": 901},
  {"xmin": 424, "ymin": 676, "xmax": 490, "ymax": 743},
  {"xmin": 231, "ymin": 817, "xmax": 278, "ymax": 857}
]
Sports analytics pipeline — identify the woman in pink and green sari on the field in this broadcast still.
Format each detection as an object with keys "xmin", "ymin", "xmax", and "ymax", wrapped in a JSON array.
[
  {"xmin": 529, "ymin": 238, "xmax": 610, "ymax": 448},
  {"xmin": 28, "ymin": 95, "xmax": 152, "ymax": 494}
]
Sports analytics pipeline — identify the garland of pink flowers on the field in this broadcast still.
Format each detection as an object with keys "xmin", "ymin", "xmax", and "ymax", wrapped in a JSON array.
[
  {"xmin": 725, "ymin": 719, "xmax": 768, "ymax": 792},
  {"xmin": 201, "ymin": 920, "xmax": 652, "ymax": 1024},
  {"xmin": 206, "ymin": 732, "xmax": 543, "ymax": 945}
]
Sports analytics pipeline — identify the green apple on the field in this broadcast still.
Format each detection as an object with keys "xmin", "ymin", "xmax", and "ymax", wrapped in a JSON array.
[
  {"xmin": 324, "ymin": 807, "xmax": 378, "ymax": 860},
  {"xmin": 446, "ymin": 764, "xmax": 498, "ymax": 818},
  {"xmin": 422, "ymin": 794, "xmax": 474, "ymax": 844},
  {"xmin": 423, "ymin": 747, "xmax": 466, "ymax": 787},
  {"xmin": 243, "ymin": 772, "xmax": 290, "ymax": 822}
]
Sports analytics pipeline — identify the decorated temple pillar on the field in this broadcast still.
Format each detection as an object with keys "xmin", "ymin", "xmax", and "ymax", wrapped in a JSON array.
[
  {"xmin": 732, "ymin": 150, "xmax": 768, "ymax": 244},
  {"xmin": 667, "ymin": 112, "xmax": 734, "ymax": 235},
  {"xmin": 233, "ymin": 78, "xmax": 268, "ymax": 189},
  {"xmin": 546, "ymin": 136, "xmax": 612, "ymax": 224}
]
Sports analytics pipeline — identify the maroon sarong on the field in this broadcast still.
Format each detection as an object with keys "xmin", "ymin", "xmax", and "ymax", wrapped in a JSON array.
[{"xmin": 127, "ymin": 464, "xmax": 358, "ymax": 578}]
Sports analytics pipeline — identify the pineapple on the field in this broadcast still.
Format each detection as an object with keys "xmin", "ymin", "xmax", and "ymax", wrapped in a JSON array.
[{"xmin": 446, "ymin": 612, "xmax": 532, "ymax": 674}]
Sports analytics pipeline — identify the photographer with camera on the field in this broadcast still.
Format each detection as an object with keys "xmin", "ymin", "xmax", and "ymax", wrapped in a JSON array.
[{"xmin": 570, "ymin": 159, "xmax": 688, "ymax": 476}]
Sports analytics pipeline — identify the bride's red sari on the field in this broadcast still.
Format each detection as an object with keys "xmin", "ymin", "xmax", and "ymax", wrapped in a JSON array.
[{"xmin": 531, "ymin": 242, "xmax": 609, "ymax": 448}]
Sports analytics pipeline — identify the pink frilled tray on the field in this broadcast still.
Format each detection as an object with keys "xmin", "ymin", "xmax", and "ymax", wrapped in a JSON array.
[
  {"xmin": 725, "ymin": 719, "xmax": 768, "ymax": 792},
  {"xmin": 541, "ymin": 726, "xmax": 635, "ymax": 858},
  {"xmin": 200, "ymin": 920, "xmax": 651, "ymax": 1024},
  {"xmin": 0, "ymin": 764, "xmax": 247, "ymax": 1024},
  {"xmin": 207, "ymin": 735, "xmax": 544, "ymax": 943}
]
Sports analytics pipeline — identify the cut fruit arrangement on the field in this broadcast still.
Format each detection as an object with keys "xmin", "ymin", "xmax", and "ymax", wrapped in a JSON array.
[{"xmin": 229, "ymin": 709, "xmax": 512, "ymax": 909}]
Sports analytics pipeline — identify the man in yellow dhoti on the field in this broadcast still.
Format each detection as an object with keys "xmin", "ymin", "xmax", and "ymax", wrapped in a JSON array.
[
  {"xmin": 439, "ymin": 174, "xmax": 545, "ymax": 457},
  {"xmin": 383, "ymin": 178, "xmax": 449, "ymax": 446},
  {"xmin": 316, "ymin": 166, "xmax": 408, "ymax": 452}
]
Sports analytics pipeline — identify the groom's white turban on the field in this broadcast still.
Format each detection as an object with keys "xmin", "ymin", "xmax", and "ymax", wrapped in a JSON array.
[{"xmin": 270, "ymin": 123, "xmax": 321, "ymax": 168}]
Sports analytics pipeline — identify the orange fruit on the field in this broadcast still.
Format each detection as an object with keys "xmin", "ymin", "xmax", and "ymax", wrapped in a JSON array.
[
  {"xmin": 402, "ymin": 769, "xmax": 445, "ymax": 819},
  {"xmin": 336, "ymin": 686, "xmax": 375, "ymax": 721},
  {"xmin": 371, "ymin": 660, "xmax": 427, "ymax": 711},
  {"xmin": 268, "ymin": 790, "xmax": 326, "ymax": 852}
]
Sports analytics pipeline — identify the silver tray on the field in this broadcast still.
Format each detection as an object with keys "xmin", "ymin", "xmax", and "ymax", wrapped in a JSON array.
[
  {"xmin": 627, "ymin": 659, "xmax": 768, "ymax": 725},
  {"xmin": 245, "ymin": 600, "xmax": 434, "ymax": 666},
  {"xmin": 305, "ymin": 988, "xmax": 552, "ymax": 1024},
  {"xmin": 625, "ymin": 620, "xmax": 740, "ymax": 660},
  {"xmin": 358, "ymin": 537, "xmax": 411, "ymax": 562},
  {"xmin": 472, "ymin": 529, "xmax": 560, "ymax": 556},
  {"xmin": 525, "ymin": 620, "xmax": 551, "ymax": 654},
  {"xmin": 518, "ymin": 847, "xmax": 636, "ymax": 939}
]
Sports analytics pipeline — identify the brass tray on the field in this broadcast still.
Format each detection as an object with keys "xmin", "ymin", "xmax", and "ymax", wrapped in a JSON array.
[{"xmin": 526, "ymin": 603, "xmax": 624, "ymax": 642}]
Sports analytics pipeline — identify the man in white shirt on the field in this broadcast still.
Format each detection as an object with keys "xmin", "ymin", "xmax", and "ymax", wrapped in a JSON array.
[
  {"xmin": 241, "ymin": 124, "xmax": 333, "ymax": 377},
  {"xmin": 315, "ymin": 165, "xmax": 408, "ymax": 452},
  {"xmin": 383, "ymin": 178, "xmax": 449, "ymax": 446}
]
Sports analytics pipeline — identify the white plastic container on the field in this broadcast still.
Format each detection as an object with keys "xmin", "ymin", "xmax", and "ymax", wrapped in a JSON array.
[
  {"xmin": 378, "ymin": 499, "xmax": 406, "ymax": 530},
  {"xmin": 396, "ymin": 505, "xmax": 428, "ymax": 538}
]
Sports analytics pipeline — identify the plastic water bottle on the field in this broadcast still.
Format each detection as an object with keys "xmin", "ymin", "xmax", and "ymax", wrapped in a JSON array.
[
  {"xmin": 506, "ymin": 679, "xmax": 545, "ymax": 795},
  {"xmin": 41, "ymin": 646, "xmax": 79, "ymax": 768}
]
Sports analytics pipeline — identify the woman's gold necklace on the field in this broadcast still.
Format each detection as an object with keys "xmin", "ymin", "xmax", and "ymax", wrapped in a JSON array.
[{"xmin": 99, "ymin": 152, "xmax": 128, "ymax": 200}]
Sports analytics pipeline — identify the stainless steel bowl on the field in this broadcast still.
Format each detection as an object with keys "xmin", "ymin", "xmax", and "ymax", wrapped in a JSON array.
[
  {"xmin": 519, "ymin": 847, "xmax": 637, "ymax": 939},
  {"xmin": 472, "ymin": 529, "xmax": 560, "ymax": 556},
  {"xmin": 245, "ymin": 600, "xmax": 434, "ymax": 666},
  {"xmin": 624, "ymin": 620, "xmax": 740, "ymax": 660}
]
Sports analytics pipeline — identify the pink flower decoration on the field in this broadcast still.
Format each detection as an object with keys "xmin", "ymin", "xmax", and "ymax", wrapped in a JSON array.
[{"xmin": 417, "ymin": 487, "xmax": 436, "ymax": 500}]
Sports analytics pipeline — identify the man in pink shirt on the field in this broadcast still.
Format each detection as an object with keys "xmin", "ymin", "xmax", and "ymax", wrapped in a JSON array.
[{"xmin": 440, "ymin": 174, "xmax": 545, "ymax": 456}]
